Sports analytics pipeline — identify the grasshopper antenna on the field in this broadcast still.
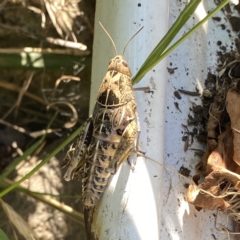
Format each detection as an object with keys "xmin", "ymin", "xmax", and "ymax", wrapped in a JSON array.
[
  {"xmin": 99, "ymin": 22, "xmax": 118, "ymax": 56},
  {"xmin": 122, "ymin": 26, "xmax": 144, "ymax": 57}
]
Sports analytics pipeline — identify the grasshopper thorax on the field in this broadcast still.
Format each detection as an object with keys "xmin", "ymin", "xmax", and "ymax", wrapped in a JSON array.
[{"xmin": 108, "ymin": 55, "xmax": 132, "ymax": 77}]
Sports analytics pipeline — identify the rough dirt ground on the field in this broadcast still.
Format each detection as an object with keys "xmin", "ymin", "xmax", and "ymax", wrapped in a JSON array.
[
  {"xmin": 0, "ymin": 0, "xmax": 95, "ymax": 239},
  {"xmin": 1, "ymin": 142, "xmax": 87, "ymax": 240}
]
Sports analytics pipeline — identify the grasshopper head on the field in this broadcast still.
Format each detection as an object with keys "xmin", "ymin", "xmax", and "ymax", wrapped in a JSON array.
[{"xmin": 108, "ymin": 55, "xmax": 132, "ymax": 77}]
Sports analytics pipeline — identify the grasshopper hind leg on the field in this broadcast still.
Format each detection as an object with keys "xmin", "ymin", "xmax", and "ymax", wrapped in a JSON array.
[
  {"xmin": 108, "ymin": 119, "xmax": 137, "ymax": 174},
  {"xmin": 126, "ymin": 110, "xmax": 146, "ymax": 171},
  {"xmin": 62, "ymin": 118, "xmax": 93, "ymax": 181}
]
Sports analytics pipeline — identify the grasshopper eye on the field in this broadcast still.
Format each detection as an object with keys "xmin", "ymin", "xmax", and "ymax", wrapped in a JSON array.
[{"xmin": 122, "ymin": 61, "xmax": 128, "ymax": 67}]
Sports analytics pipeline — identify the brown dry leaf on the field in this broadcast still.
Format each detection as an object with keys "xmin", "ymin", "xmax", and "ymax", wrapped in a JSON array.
[
  {"xmin": 187, "ymin": 80, "xmax": 240, "ymax": 212},
  {"xmin": 0, "ymin": 198, "xmax": 38, "ymax": 240},
  {"xmin": 187, "ymin": 132, "xmax": 230, "ymax": 211},
  {"xmin": 197, "ymin": 101, "xmax": 224, "ymax": 173},
  {"xmin": 187, "ymin": 182, "xmax": 230, "ymax": 211},
  {"xmin": 226, "ymin": 89, "xmax": 240, "ymax": 166},
  {"xmin": 187, "ymin": 127, "xmax": 240, "ymax": 210}
]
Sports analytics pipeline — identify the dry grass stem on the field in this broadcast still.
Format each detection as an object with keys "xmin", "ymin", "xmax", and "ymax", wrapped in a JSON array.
[
  {"xmin": 52, "ymin": 75, "xmax": 80, "ymax": 98},
  {"xmin": 47, "ymin": 101, "xmax": 78, "ymax": 128},
  {"xmin": 1, "ymin": 72, "xmax": 34, "ymax": 120},
  {"xmin": 27, "ymin": 5, "xmax": 46, "ymax": 28},
  {"xmin": 0, "ymin": 80, "xmax": 47, "ymax": 105}
]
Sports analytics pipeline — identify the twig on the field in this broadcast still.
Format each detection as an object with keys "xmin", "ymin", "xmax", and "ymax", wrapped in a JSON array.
[
  {"xmin": 47, "ymin": 101, "xmax": 78, "ymax": 128},
  {"xmin": 2, "ymin": 72, "xmax": 34, "ymax": 120},
  {"xmin": 0, "ymin": 103, "xmax": 64, "ymax": 125},
  {"xmin": 46, "ymin": 37, "xmax": 87, "ymax": 50},
  {"xmin": 178, "ymin": 89, "xmax": 200, "ymax": 96},
  {"xmin": 27, "ymin": 6, "xmax": 46, "ymax": 28},
  {"xmin": 0, "ymin": 23, "xmax": 88, "ymax": 51},
  {"xmin": 0, "ymin": 80, "xmax": 71, "ymax": 117},
  {"xmin": 52, "ymin": 75, "xmax": 80, "ymax": 98},
  {"xmin": 0, "ymin": 0, "xmax": 7, "ymax": 11},
  {"xmin": 0, "ymin": 119, "xmax": 32, "ymax": 136},
  {"xmin": 0, "ymin": 80, "xmax": 47, "ymax": 105},
  {"xmin": 0, "ymin": 119, "xmax": 61, "ymax": 138}
]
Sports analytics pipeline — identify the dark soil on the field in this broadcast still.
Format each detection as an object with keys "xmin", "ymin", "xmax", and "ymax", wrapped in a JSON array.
[{"xmin": 180, "ymin": 2, "xmax": 240, "ymax": 156}]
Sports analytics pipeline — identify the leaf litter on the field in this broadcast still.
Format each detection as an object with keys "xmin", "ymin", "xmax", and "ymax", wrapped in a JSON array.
[{"xmin": 184, "ymin": 52, "xmax": 240, "ymax": 236}]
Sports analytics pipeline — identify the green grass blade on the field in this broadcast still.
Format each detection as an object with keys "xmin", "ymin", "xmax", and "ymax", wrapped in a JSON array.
[
  {"xmin": 0, "ymin": 179, "xmax": 82, "ymax": 199},
  {"xmin": 132, "ymin": 0, "xmax": 230, "ymax": 84},
  {"xmin": 0, "ymin": 112, "xmax": 58, "ymax": 183},
  {"xmin": 132, "ymin": 0, "xmax": 201, "ymax": 84},
  {"xmin": 0, "ymin": 139, "xmax": 43, "ymax": 182},
  {"xmin": 148, "ymin": 0, "xmax": 230, "ymax": 71},
  {"xmin": 0, "ymin": 52, "xmax": 91, "ymax": 70},
  {"xmin": 148, "ymin": 0, "xmax": 201, "ymax": 57},
  {"xmin": 0, "ymin": 123, "xmax": 83, "ymax": 197},
  {"xmin": 0, "ymin": 229, "xmax": 10, "ymax": 240},
  {"xmin": 0, "ymin": 178, "xmax": 84, "ymax": 225}
]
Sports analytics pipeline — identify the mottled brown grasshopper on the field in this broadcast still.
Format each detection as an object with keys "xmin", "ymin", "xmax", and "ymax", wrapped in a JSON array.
[{"xmin": 62, "ymin": 23, "xmax": 144, "ymax": 208}]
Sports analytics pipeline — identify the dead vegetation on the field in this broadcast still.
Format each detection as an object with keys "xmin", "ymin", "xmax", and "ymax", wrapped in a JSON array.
[
  {"xmin": 0, "ymin": 0, "xmax": 94, "ymax": 239},
  {"xmin": 186, "ymin": 59, "xmax": 240, "ymax": 236}
]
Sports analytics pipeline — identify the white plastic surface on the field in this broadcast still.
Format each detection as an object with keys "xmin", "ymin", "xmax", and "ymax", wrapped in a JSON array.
[
  {"xmin": 90, "ymin": 0, "xmax": 237, "ymax": 239},
  {"xmin": 91, "ymin": 1, "xmax": 167, "ymax": 239},
  {"xmin": 163, "ymin": 1, "xmax": 237, "ymax": 240}
]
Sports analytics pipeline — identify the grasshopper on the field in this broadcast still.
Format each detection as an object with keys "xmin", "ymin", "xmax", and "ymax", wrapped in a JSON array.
[{"xmin": 62, "ymin": 23, "xmax": 144, "ymax": 208}]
